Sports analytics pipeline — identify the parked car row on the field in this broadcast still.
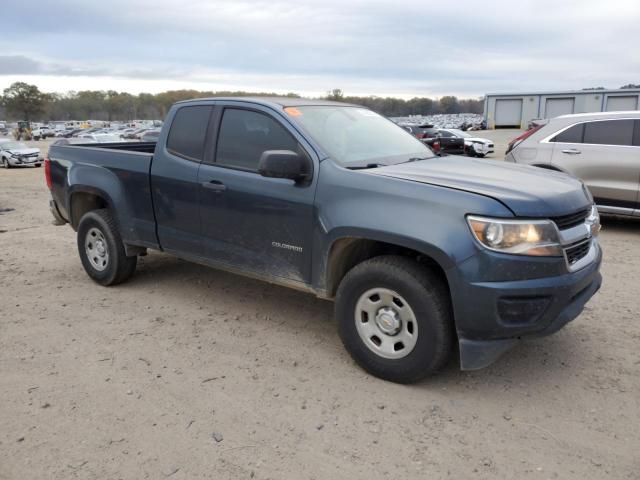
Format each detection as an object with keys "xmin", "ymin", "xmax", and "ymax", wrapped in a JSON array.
[
  {"xmin": 398, "ymin": 123, "xmax": 494, "ymax": 157},
  {"xmin": 392, "ymin": 113, "xmax": 487, "ymax": 131},
  {"xmin": 17, "ymin": 121, "xmax": 164, "ymax": 142}
]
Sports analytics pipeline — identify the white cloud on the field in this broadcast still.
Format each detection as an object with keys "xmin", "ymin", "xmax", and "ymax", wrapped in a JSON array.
[{"xmin": 1, "ymin": 0, "xmax": 639, "ymax": 97}]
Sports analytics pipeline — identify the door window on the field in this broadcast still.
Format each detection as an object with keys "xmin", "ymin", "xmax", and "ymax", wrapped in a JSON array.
[
  {"xmin": 552, "ymin": 123, "xmax": 584, "ymax": 143},
  {"xmin": 166, "ymin": 105, "xmax": 213, "ymax": 161},
  {"xmin": 583, "ymin": 119, "xmax": 634, "ymax": 146},
  {"xmin": 215, "ymin": 109, "xmax": 300, "ymax": 171}
]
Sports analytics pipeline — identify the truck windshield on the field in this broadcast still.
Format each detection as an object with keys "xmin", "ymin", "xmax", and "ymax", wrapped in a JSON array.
[{"xmin": 288, "ymin": 106, "xmax": 434, "ymax": 166}]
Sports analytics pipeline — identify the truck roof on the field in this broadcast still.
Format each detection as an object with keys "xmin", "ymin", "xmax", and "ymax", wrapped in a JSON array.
[{"xmin": 174, "ymin": 96, "xmax": 359, "ymax": 109}]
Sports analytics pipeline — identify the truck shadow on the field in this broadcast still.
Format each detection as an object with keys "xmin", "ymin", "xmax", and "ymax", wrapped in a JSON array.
[
  {"xmin": 129, "ymin": 251, "xmax": 593, "ymax": 390},
  {"xmin": 420, "ymin": 331, "xmax": 586, "ymax": 389}
]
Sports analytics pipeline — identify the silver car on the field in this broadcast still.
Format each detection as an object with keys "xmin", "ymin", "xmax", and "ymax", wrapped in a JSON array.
[
  {"xmin": 505, "ymin": 111, "xmax": 640, "ymax": 217},
  {"xmin": 0, "ymin": 141, "xmax": 43, "ymax": 168}
]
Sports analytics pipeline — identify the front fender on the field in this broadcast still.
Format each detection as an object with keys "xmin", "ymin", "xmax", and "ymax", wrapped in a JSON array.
[
  {"xmin": 323, "ymin": 227, "xmax": 456, "ymax": 271},
  {"xmin": 311, "ymin": 160, "xmax": 513, "ymax": 294}
]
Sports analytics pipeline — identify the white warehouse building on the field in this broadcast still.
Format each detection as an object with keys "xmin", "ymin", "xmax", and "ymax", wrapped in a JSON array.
[{"xmin": 483, "ymin": 88, "xmax": 640, "ymax": 129}]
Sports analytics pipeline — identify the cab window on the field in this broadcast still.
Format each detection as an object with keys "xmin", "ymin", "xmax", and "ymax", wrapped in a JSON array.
[
  {"xmin": 215, "ymin": 108, "xmax": 301, "ymax": 171},
  {"xmin": 166, "ymin": 105, "xmax": 213, "ymax": 161}
]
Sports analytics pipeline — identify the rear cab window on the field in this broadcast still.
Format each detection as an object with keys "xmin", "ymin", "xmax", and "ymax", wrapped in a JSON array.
[{"xmin": 166, "ymin": 105, "xmax": 213, "ymax": 161}]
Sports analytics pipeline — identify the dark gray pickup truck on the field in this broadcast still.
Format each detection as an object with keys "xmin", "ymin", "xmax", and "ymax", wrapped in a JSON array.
[{"xmin": 46, "ymin": 97, "xmax": 602, "ymax": 383}]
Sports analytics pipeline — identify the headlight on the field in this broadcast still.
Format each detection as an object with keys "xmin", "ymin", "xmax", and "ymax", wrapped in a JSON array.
[{"xmin": 467, "ymin": 216, "xmax": 562, "ymax": 256}]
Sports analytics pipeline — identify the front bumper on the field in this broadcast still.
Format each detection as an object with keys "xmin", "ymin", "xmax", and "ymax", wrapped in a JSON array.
[
  {"xmin": 8, "ymin": 156, "xmax": 42, "ymax": 166},
  {"xmin": 451, "ymin": 243, "xmax": 602, "ymax": 370}
]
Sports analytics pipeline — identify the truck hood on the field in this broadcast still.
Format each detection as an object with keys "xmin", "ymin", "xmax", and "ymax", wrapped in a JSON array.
[{"xmin": 367, "ymin": 156, "xmax": 591, "ymax": 217}]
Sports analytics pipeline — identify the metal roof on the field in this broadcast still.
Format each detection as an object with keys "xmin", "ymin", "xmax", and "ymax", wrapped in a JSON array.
[
  {"xmin": 555, "ymin": 110, "xmax": 640, "ymax": 120},
  {"xmin": 485, "ymin": 88, "xmax": 640, "ymax": 97}
]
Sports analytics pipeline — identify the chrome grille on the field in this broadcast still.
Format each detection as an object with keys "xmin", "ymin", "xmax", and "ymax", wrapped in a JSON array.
[
  {"xmin": 565, "ymin": 239, "xmax": 591, "ymax": 265},
  {"xmin": 551, "ymin": 208, "xmax": 590, "ymax": 230}
]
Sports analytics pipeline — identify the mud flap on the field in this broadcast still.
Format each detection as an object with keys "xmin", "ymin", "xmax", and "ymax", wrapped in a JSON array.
[{"xmin": 458, "ymin": 337, "xmax": 519, "ymax": 370}]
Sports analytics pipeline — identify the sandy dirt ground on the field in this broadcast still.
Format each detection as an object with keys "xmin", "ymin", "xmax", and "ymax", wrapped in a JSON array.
[{"xmin": 1, "ymin": 133, "xmax": 639, "ymax": 479}]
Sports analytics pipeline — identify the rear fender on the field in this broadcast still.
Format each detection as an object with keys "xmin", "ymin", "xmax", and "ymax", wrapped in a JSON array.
[{"xmin": 67, "ymin": 164, "xmax": 131, "ymax": 236}]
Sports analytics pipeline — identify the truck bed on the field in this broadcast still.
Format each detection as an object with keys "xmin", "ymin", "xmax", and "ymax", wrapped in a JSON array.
[
  {"xmin": 48, "ymin": 142, "xmax": 158, "ymax": 249},
  {"xmin": 78, "ymin": 141, "xmax": 157, "ymax": 154}
]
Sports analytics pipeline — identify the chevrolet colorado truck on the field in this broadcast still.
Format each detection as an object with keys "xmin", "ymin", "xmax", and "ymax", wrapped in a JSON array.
[{"xmin": 46, "ymin": 97, "xmax": 602, "ymax": 383}]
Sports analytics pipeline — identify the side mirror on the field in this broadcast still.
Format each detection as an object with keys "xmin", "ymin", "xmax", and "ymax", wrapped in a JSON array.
[{"xmin": 258, "ymin": 150, "xmax": 312, "ymax": 183}]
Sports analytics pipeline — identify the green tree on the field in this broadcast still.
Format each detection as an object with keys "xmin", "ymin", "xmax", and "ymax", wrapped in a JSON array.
[
  {"xmin": 326, "ymin": 89, "xmax": 344, "ymax": 101},
  {"xmin": 1, "ymin": 82, "xmax": 47, "ymax": 121},
  {"xmin": 438, "ymin": 96, "xmax": 459, "ymax": 114}
]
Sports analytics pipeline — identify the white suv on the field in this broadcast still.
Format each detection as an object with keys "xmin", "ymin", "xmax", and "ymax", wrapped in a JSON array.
[
  {"xmin": 31, "ymin": 126, "xmax": 52, "ymax": 140},
  {"xmin": 505, "ymin": 111, "xmax": 640, "ymax": 217}
]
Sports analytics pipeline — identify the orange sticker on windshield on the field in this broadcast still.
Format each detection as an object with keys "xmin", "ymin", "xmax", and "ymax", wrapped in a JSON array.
[{"xmin": 284, "ymin": 107, "xmax": 302, "ymax": 117}]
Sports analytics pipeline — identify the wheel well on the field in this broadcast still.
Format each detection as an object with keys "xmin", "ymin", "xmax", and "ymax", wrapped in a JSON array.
[
  {"xmin": 70, "ymin": 192, "xmax": 108, "ymax": 229},
  {"xmin": 325, "ymin": 238, "xmax": 449, "ymax": 299}
]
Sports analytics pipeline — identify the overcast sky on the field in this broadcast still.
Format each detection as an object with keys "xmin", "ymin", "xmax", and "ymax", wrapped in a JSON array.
[{"xmin": 1, "ymin": 0, "xmax": 638, "ymax": 98}]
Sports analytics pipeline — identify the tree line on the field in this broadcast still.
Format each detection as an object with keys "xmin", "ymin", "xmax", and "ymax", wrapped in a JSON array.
[
  {"xmin": 0, "ymin": 82, "xmax": 487, "ymax": 122},
  {"xmin": 4, "ymin": 81, "xmax": 640, "ymax": 123}
]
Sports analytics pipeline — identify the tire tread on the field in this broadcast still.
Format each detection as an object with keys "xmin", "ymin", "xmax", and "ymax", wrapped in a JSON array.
[
  {"xmin": 336, "ymin": 255, "xmax": 454, "ymax": 383},
  {"xmin": 77, "ymin": 208, "xmax": 137, "ymax": 286}
]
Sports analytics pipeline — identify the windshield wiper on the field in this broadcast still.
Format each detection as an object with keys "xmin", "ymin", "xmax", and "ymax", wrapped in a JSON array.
[{"xmin": 346, "ymin": 163, "xmax": 387, "ymax": 170}]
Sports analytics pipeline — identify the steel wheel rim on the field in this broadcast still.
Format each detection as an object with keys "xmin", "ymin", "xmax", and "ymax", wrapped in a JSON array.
[
  {"xmin": 354, "ymin": 287, "xmax": 418, "ymax": 359},
  {"xmin": 85, "ymin": 227, "xmax": 109, "ymax": 271}
]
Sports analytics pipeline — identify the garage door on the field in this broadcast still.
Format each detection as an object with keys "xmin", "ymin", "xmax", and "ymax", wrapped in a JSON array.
[
  {"xmin": 545, "ymin": 97, "xmax": 575, "ymax": 118},
  {"xmin": 494, "ymin": 99, "xmax": 523, "ymax": 128},
  {"xmin": 606, "ymin": 96, "xmax": 638, "ymax": 111}
]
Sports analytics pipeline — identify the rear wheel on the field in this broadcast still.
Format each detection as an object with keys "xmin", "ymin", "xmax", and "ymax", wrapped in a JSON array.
[
  {"xmin": 335, "ymin": 256, "xmax": 454, "ymax": 383},
  {"xmin": 77, "ymin": 209, "xmax": 137, "ymax": 286}
]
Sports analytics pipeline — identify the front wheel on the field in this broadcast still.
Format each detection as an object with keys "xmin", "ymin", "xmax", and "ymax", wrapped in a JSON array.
[
  {"xmin": 77, "ymin": 209, "xmax": 137, "ymax": 286},
  {"xmin": 2, "ymin": 157, "xmax": 11, "ymax": 169},
  {"xmin": 335, "ymin": 256, "xmax": 454, "ymax": 383}
]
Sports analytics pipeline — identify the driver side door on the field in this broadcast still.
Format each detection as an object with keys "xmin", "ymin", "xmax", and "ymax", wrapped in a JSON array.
[{"xmin": 197, "ymin": 104, "xmax": 318, "ymax": 286}]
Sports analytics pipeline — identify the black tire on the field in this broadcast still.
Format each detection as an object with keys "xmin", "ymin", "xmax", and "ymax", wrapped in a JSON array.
[
  {"xmin": 2, "ymin": 157, "xmax": 11, "ymax": 169},
  {"xmin": 476, "ymin": 153, "xmax": 485, "ymax": 158},
  {"xmin": 34, "ymin": 163, "xmax": 42, "ymax": 168},
  {"xmin": 335, "ymin": 255, "xmax": 454, "ymax": 383},
  {"xmin": 77, "ymin": 209, "xmax": 137, "ymax": 286}
]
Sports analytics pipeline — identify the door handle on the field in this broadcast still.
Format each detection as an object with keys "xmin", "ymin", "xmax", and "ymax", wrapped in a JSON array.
[
  {"xmin": 201, "ymin": 180, "xmax": 226, "ymax": 192},
  {"xmin": 561, "ymin": 149, "xmax": 581, "ymax": 155}
]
